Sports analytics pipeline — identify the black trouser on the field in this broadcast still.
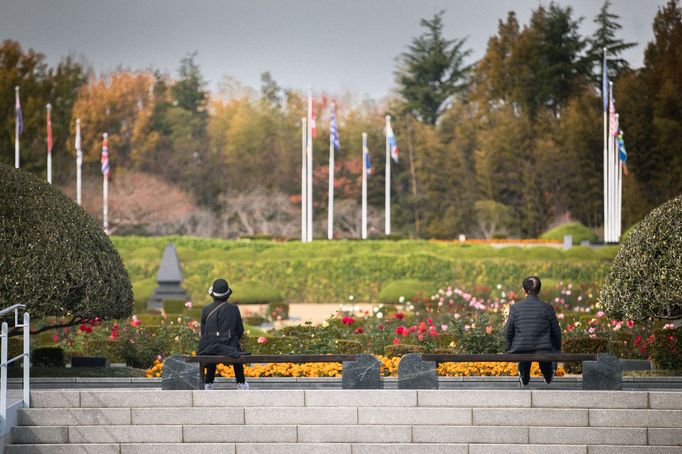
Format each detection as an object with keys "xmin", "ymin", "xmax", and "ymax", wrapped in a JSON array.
[
  {"xmin": 517, "ymin": 361, "xmax": 555, "ymax": 385},
  {"xmin": 202, "ymin": 363, "xmax": 245, "ymax": 384}
]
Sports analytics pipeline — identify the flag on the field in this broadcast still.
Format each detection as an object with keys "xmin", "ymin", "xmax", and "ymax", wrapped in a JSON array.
[
  {"xmin": 75, "ymin": 123, "xmax": 82, "ymax": 164},
  {"xmin": 310, "ymin": 98, "xmax": 317, "ymax": 138},
  {"xmin": 101, "ymin": 134, "xmax": 110, "ymax": 177},
  {"xmin": 386, "ymin": 122, "xmax": 398, "ymax": 163},
  {"xmin": 330, "ymin": 104, "xmax": 340, "ymax": 150},
  {"xmin": 16, "ymin": 89, "xmax": 23, "ymax": 135},
  {"xmin": 617, "ymin": 129, "xmax": 629, "ymax": 176},
  {"xmin": 47, "ymin": 106, "xmax": 53, "ymax": 154},
  {"xmin": 364, "ymin": 144, "xmax": 372, "ymax": 175},
  {"xmin": 609, "ymin": 95, "xmax": 618, "ymax": 137},
  {"xmin": 602, "ymin": 54, "xmax": 608, "ymax": 112}
]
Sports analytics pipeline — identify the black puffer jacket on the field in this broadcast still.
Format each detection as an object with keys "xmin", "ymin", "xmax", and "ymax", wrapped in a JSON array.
[
  {"xmin": 197, "ymin": 299, "xmax": 245, "ymax": 357},
  {"xmin": 504, "ymin": 295, "xmax": 562, "ymax": 353}
]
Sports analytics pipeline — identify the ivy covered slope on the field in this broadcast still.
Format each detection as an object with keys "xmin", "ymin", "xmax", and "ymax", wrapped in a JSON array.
[
  {"xmin": 0, "ymin": 164, "xmax": 133, "ymax": 326},
  {"xmin": 601, "ymin": 195, "xmax": 682, "ymax": 321}
]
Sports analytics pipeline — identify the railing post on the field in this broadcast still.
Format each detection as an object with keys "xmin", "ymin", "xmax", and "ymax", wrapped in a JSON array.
[
  {"xmin": 1, "ymin": 322, "xmax": 8, "ymax": 434},
  {"xmin": 23, "ymin": 313, "xmax": 30, "ymax": 408}
]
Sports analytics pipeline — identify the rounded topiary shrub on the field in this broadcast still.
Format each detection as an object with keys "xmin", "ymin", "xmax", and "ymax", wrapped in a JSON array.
[
  {"xmin": 0, "ymin": 165, "xmax": 133, "ymax": 328},
  {"xmin": 600, "ymin": 195, "xmax": 682, "ymax": 321},
  {"xmin": 32, "ymin": 347, "xmax": 66, "ymax": 368},
  {"xmin": 230, "ymin": 280, "xmax": 283, "ymax": 305},
  {"xmin": 540, "ymin": 222, "xmax": 598, "ymax": 244},
  {"xmin": 378, "ymin": 279, "xmax": 435, "ymax": 305}
]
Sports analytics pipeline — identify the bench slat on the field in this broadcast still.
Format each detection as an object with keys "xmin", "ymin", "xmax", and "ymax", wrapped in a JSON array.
[
  {"xmin": 184, "ymin": 354, "xmax": 359, "ymax": 364},
  {"xmin": 422, "ymin": 353, "xmax": 597, "ymax": 362}
]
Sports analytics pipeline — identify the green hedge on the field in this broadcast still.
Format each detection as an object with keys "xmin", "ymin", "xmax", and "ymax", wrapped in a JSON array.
[
  {"xmin": 540, "ymin": 223, "xmax": 598, "ymax": 244},
  {"xmin": 32, "ymin": 347, "xmax": 66, "ymax": 368},
  {"xmin": 230, "ymin": 280, "xmax": 283, "ymax": 305},
  {"xmin": 563, "ymin": 337, "xmax": 613, "ymax": 374},
  {"xmin": 378, "ymin": 279, "xmax": 436, "ymax": 304}
]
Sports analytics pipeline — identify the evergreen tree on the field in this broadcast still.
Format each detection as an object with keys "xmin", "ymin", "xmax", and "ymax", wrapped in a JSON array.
[
  {"xmin": 396, "ymin": 11, "xmax": 472, "ymax": 125},
  {"xmin": 588, "ymin": 0, "xmax": 637, "ymax": 82}
]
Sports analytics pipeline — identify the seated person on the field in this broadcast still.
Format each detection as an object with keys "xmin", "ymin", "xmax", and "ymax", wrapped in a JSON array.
[
  {"xmin": 504, "ymin": 276, "xmax": 562, "ymax": 386},
  {"xmin": 197, "ymin": 278, "xmax": 249, "ymax": 390}
]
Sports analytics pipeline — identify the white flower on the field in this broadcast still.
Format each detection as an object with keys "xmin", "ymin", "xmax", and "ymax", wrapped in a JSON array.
[
  {"xmin": 399, "ymin": 296, "xmax": 405, "ymax": 303},
  {"xmin": 496, "ymin": 284, "xmax": 502, "ymax": 290},
  {"xmin": 322, "ymin": 320, "xmax": 330, "ymax": 328},
  {"xmin": 376, "ymin": 312, "xmax": 383, "ymax": 319},
  {"xmin": 348, "ymin": 295, "xmax": 354, "ymax": 301}
]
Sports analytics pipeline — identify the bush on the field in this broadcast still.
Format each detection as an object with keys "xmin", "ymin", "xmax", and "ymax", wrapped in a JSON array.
[
  {"xmin": 0, "ymin": 164, "xmax": 133, "ymax": 324},
  {"xmin": 600, "ymin": 195, "xmax": 682, "ymax": 320},
  {"xmin": 563, "ymin": 337, "xmax": 613, "ymax": 374},
  {"xmin": 540, "ymin": 222, "xmax": 598, "ymax": 244},
  {"xmin": 267, "ymin": 302, "xmax": 289, "ymax": 321},
  {"xmin": 163, "ymin": 300, "xmax": 187, "ymax": 314},
  {"xmin": 646, "ymin": 327, "xmax": 681, "ymax": 371},
  {"xmin": 379, "ymin": 280, "xmax": 435, "ymax": 304},
  {"xmin": 384, "ymin": 344, "xmax": 424, "ymax": 357},
  {"xmin": 32, "ymin": 347, "xmax": 66, "ymax": 368},
  {"xmin": 332, "ymin": 339, "xmax": 363, "ymax": 354},
  {"xmin": 230, "ymin": 280, "xmax": 283, "ymax": 305}
]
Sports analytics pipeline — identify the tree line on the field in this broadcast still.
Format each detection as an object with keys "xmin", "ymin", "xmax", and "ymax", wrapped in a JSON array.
[{"xmin": 2, "ymin": 0, "xmax": 681, "ymax": 239}]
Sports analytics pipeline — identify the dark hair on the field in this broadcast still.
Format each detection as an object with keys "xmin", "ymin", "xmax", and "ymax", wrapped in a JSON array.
[{"xmin": 523, "ymin": 276, "xmax": 541, "ymax": 295}]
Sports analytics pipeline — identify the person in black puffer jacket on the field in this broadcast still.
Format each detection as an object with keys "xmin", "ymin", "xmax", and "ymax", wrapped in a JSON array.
[
  {"xmin": 198, "ymin": 278, "xmax": 249, "ymax": 390},
  {"xmin": 504, "ymin": 276, "xmax": 562, "ymax": 386}
]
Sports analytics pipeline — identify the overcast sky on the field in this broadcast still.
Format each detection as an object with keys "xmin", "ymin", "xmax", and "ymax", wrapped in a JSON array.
[{"xmin": 0, "ymin": 0, "xmax": 668, "ymax": 99}]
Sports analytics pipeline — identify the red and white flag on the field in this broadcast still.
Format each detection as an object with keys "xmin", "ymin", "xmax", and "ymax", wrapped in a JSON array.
[
  {"xmin": 310, "ymin": 98, "xmax": 317, "ymax": 138},
  {"xmin": 46, "ymin": 106, "xmax": 53, "ymax": 154}
]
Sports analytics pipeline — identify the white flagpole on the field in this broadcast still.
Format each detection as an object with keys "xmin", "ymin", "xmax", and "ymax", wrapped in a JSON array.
[
  {"xmin": 301, "ymin": 117, "xmax": 307, "ymax": 242},
  {"xmin": 46, "ymin": 104, "xmax": 52, "ymax": 184},
  {"xmin": 306, "ymin": 87, "xmax": 313, "ymax": 242},
  {"xmin": 615, "ymin": 114, "xmax": 622, "ymax": 241},
  {"xmin": 602, "ymin": 49, "xmax": 608, "ymax": 243},
  {"xmin": 606, "ymin": 81, "xmax": 613, "ymax": 243},
  {"xmin": 385, "ymin": 115, "xmax": 391, "ymax": 236},
  {"xmin": 327, "ymin": 103, "xmax": 335, "ymax": 240},
  {"xmin": 76, "ymin": 119, "xmax": 83, "ymax": 205},
  {"xmin": 609, "ymin": 81, "xmax": 616, "ymax": 243},
  {"xmin": 15, "ymin": 86, "xmax": 20, "ymax": 169},
  {"xmin": 362, "ymin": 132, "xmax": 368, "ymax": 240},
  {"xmin": 103, "ymin": 133, "xmax": 109, "ymax": 235}
]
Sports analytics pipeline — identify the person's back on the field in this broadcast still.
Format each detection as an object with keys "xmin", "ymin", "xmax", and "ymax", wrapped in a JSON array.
[{"xmin": 504, "ymin": 276, "xmax": 561, "ymax": 386}]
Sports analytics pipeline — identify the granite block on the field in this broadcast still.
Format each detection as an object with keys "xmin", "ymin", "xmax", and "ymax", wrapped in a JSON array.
[{"xmin": 342, "ymin": 354, "xmax": 382, "ymax": 389}]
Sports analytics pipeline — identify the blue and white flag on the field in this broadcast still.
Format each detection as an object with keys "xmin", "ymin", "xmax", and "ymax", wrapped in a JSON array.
[
  {"xmin": 386, "ymin": 122, "xmax": 398, "ymax": 163},
  {"xmin": 15, "ymin": 88, "xmax": 23, "ymax": 135},
  {"xmin": 330, "ymin": 105, "xmax": 340, "ymax": 150},
  {"xmin": 364, "ymin": 144, "xmax": 371, "ymax": 175}
]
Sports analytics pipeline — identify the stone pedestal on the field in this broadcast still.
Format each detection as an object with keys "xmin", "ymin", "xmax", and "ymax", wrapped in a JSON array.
[
  {"xmin": 161, "ymin": 355, "xmax": 202, "ymax": 390},
  {"xmin": 583, "ymin": 353, "xmax": 622, "ymax": 390},
  {"xmin": 398, "ymin": 353, "xmax": 438, "ymax": 389},
  {"xmin": 342, "ymin": 354, "xmax": 382, "ymax": 389},
  {"xmin": 147, "ymin": 243, "xmax": 189, "ymax": 311}
]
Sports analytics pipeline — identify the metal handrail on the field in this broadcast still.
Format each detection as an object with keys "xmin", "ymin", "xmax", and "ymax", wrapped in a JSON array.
[{"xmin": 0, "ymin": 305, "xmax": 30, "ymax": 437}]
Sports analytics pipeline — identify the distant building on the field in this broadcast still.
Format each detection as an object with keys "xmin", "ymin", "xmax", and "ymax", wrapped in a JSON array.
[{"xmin": 147, "ymin": 243, "xmax": 189, "ymax": 311}]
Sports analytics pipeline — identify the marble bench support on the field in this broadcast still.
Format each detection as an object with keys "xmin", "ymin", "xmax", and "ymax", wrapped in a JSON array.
[
  {"xmin": 161, "ymin": 355, "xmax": 202, "ymax": 390},
  {"xmin": 582, "ymin": 353, "xmax": 623, "ymax": 390},
  {"xmin": 342, "ymin": 354, "xmax": 383, "ymax": 389},
  {"xmin": 397, "ymin": 353, "xmax": 438, "ymax": 389}
]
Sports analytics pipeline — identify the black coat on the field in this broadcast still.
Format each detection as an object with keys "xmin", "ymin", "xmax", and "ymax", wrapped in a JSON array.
[
  {"xmin": 197, "ymin": 299, "xmax": 245, "ymax": 357},
  {"xmin": 504, "ymin": 295, "xmax": 562, "ymax": 353}
]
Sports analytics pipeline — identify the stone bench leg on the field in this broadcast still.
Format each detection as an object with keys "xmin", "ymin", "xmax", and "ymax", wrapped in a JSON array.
[
  {"xmin": 397, "ymin": 353, "xmax": 438, "ymax": 389},
  {"xmin": 582, "ymin": 353, "xmax": 622, "ymax": 390},
  {"xmin": 162, "ymin": 355, "xmax": 203, "ymax": 390},
  {"xmin": 342, "ymin": 354, "xmax": 383, "ymax": 389}
]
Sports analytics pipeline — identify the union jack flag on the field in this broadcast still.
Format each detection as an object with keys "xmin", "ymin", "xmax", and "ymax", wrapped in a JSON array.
[{"xmin": 101, "ymin": 134, "xmax": 109, "ymax": 177}]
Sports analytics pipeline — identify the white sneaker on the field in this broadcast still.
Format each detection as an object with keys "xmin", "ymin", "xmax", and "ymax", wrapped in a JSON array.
[
  {"xmin": 236, "ymin": 382, "xmax": 250, "ymax": 390},
  {"xmin": 204, "ymin": 383, "xmax": 214, "ymax": 390}
]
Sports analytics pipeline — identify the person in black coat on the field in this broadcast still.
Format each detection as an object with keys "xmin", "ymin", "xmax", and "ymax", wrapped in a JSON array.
[
  {"xmin": 198, "ymin": 278, "xmax": 249, "ymax": 390},
  {"xmin": 504, "ymin": 276, "xmax": 562, "ymax": 386}
]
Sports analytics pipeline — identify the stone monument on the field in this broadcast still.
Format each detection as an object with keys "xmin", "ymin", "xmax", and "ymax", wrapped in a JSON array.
[{"xmin": 147, "ymin": 243, "xmax": 189, "ymax": 311}]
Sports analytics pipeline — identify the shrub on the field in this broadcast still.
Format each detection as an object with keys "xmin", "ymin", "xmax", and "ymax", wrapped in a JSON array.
[
  {"xmin": 563, "ymin": 337, "xmax": 613, "ymax": 374},
  {"xmin": 379, "ymin": 280, "xmax": 435, "ymax": 305},
  {"xmin": 384, "ymin": 344, "xmax": 424, "ymax": 357},
  {"xmin": 540, "ymin": 222, "xmax": 598, "ymax": 244},
  {"xmin": 230, "ymin": 280, "xmax": 283, "ymax": 305},
  {"xmin": 645, "ymin": 327, "xmax": 681, "ymax": 371},
  {"xmin": 332, "ymin": 339, "xmax": 363, "ymax": 354},
  {"xmin": 600, "ymin": 195, "xmax": 682, "ymax": 320},
  {"xmin": 163, "ymin": 300, "xmax": 187, "ymax": 314},
  {"xmin": 0, "ymin": 164, "xmax": 133, "ymax": 329},
  {"xmin": 32, "ymin": 347, "xmax": 66, "ymax": 368},
  {"xmin": 267, "ymin": 302, "xmax": 289, "ymax": 321}
]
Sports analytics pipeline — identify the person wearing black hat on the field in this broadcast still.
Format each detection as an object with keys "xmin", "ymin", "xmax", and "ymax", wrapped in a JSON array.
[{"xmin": 197, "ymin": 278, "xmax": 249, "ymax": 390}]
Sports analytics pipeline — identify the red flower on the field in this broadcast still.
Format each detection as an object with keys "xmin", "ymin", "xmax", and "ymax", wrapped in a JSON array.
[
  {"xmin": 130, "ymin": 319, "xmax": 141, "ymax": 327},
  {"xmin": 426, "ymin": 318, "xmax": 433, "ymax": 325},
  {"xmin": 394, "ymin": 313, "xmax": 405, "ymax": 320},
  {"xmin": 393, "ymin": 338, "xmax": 400, "ymax": 345},
  {"xmin": 342, "ymin": 317, "xmax": 354, "ymax": 325},
  {"xmin": 428, "ymin": 325, "xmax": 438, "ymax": 336},
  {"xmin": 634, "ymin": 335, "xmax": 642, "ymax": 346},
  {"xmin": 395, "ymin": 326, "xmax": 406, "ymax": 336},
  {"xmin": 418, "ymin": 322, "xmax": 427, "ymax": 334},
  {"xmin": 354, "ymin": 327, "xmax": 364, "ymax": 334},
  {"xmin": 626, "ymin": 320, "xmax": 635, "ymax": 328},
  {"xmin": 377, "ymin": 324, "xmax": 385, "ymax": 331},
  {"xmin": 52, "ymin": 335, "xmax": 59, "ymax": 343}
]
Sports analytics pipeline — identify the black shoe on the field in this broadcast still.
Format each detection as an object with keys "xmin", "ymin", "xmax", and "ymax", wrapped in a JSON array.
[
  {"xmin": 544, "ymin": 374, "xmax": 553, "ymax": 385},
  {"xmin": 518, "ymin": 374, "xmax": 529, "ymax": 388}
]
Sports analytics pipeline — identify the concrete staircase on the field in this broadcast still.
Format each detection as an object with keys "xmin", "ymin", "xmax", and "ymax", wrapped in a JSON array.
[{"xmin": 4, "ymin": 389, "xmax": 682, "ymax": 453}]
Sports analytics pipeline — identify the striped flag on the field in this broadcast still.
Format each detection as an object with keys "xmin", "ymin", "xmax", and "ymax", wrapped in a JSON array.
[
  {"xmin": 386, "ymin": 122, "xmax": 398, "ymax": 163},
  {"xmin": 330, "ymin": 104, "xmax": 340, "ymax": 150},
  {"xmin": 47, "ymin": 105, "xmax": 53, "ymax": 154},
  {"xmin": 310, "ymin": 98, "xmax": 317, "ymax": 138},
  {"xmin": 609, "ymin": 95, "xmax": 618, "ymax": 137},
  {"xmin": 16, "ymin": 89, "xmax": 23, "ymax": 135},
  {"xmin": 101, "ymin": 134, "xmax": 110, "ymax": 177}
]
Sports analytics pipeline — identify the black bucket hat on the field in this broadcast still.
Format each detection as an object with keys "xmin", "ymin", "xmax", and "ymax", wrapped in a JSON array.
[{"xmin": 208, "ymin": 278, "xmax": 231, "ymax": 299}]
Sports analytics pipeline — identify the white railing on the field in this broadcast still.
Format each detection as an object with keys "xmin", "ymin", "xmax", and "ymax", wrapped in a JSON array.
[{"xmin": 0, "ymin": 304, "xmax": 30, "ymax": 438}]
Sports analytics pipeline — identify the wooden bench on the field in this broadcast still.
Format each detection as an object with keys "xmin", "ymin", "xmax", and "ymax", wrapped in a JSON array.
[{"xmin": 399, "ymin": 352, "xmax": 622, "ymax": 390}]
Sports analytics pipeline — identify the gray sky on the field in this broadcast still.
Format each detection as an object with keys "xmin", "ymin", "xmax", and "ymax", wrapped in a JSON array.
[{"xmin": 0, "ymin": 0, "xmax": 667, "ymax": 99}]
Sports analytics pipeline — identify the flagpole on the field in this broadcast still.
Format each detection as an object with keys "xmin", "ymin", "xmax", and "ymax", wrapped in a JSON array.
[
  {"xmin": 46, "ymin": 104, "xmax": 52, "ymax": 184},
  {"xmin": 608, "ymin": 81, "xmax": 615, "ymax": 243},
  {"xmin": 602, "ymin": 48, "xmax": 608, "ymax": 243},
  {"xmin": 385, "ymin": 115, "xmax": 391, "ymax": 236},
  {"xmin": 327, "ymin": 103, "xmax": 335, "ymax": 241},
  {"xmin": 15, "ymin": 86, "xmax": 20, "ymax": 169},
  {"xmin": 76, "ymin": 119, "xmax": 83, "ymax": 205},
  {"xmin": 102, "ymin": 133, "xmax": 109, "ymax": 235},
  {"xmin": 301, "ymin": 117, "xmax": 307, "ymax": 242},
  {"xmin": 615, "ymin": 114, "xmax": 622, "ymax": 241},
  {"xmin": 362, "ymin": 132, "xmax": 368, "ymax": 240},
  {"xmin": 306, "ymin": 87, "xmax": 313, "ymax": 242}
]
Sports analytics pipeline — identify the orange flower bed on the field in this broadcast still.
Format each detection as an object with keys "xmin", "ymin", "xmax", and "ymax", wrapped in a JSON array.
[{"xmin": 430, "ymin": 239, "xmax": 561, "ymax": 244}]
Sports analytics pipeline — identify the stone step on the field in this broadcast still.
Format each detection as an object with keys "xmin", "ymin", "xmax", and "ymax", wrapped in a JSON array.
[
  {"xmin": 29, "ymin": 389, "xmax": 682, "ymax": 410},
  {"xmin": 5, "ymin": 444, "xmax": 682, "ymax": 454}
]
